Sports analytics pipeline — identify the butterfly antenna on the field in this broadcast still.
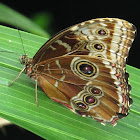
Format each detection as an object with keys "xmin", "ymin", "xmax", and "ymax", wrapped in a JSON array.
[
  {"xmin": 0, "ymin": 50, "xmax": 21, "ymax": 56},
  {"xmin": 17, "ymin": 26, "xmax": 26, "ymax": 55},
  {"xmin": 13, "ymin": 20, "xmax": 26, "ymax": 55}
]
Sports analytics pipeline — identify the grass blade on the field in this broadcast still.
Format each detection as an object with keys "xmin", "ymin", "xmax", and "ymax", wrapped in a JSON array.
[{"xmin": 0, "ymin": 3, "xmax": 50, "ymax": 37}]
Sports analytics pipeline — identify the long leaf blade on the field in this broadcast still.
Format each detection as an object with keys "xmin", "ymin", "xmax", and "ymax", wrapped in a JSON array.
[{"xmin": 0, "ymin": 3, "xmax": 50, "ymax": 37}]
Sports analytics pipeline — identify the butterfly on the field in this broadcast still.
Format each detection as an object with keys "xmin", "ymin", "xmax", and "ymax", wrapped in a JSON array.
[{"xmin": 9, "ymin": 18, "xmax": 136, "ymax": 126}]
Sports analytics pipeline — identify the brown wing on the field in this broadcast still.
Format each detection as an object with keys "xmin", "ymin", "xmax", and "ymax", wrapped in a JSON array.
[
  {"xmin": 34, "ymin": 18, "xmax": 136, "ymax": 126},
  {"xmin": 36, "ymin": 55, "xmax": 132, "ymax": 126},
  {"xmin": 32, "ymin": 18, "xmax": 136, "ymax": 68}
]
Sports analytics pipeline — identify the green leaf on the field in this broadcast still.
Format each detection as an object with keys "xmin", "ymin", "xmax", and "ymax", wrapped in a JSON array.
[
  {"xmin": 0, "ymin": 3, "xmax": 50, "ymax": 38},
  {"xmin": 32, "ymin": 12, "xmax": 53, "ymax": 32},
  {"xmin": 0, "ymin": 25, "xmax": 140, "ymax": 140}
]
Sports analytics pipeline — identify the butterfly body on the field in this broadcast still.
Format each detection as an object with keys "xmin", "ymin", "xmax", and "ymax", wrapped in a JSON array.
[{"xmin": 18, "ymin": 18, "xmax": 136, "ymax": 126}]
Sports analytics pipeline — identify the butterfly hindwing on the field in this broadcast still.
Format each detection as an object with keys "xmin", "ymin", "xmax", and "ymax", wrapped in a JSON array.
[{"xmin": 36, "ymin": 55, "xmax": 131, "ymax": 125}]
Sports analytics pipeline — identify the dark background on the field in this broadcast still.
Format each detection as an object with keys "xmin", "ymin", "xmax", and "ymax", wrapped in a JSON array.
[{"xmin": 0, "ymin": 0, "xmax": 139, "ymax": 139}]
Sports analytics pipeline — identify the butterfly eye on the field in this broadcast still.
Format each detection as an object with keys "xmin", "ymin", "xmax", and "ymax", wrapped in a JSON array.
[
  {"xmin": 96, "ymin": 29, "xmax": 108, "ymax": 36},
  {"xmin": 75, "ymin": 101, "xmax": 88, "ymax": 110},
  {"xmin": 83, "ymin": 95, "xmax": 97, "ymax": 105},
  {"xmin": 89, "ymin": 87, "xmax": 102, "ymax": 96},
  {"xmin": 92, "ymin": 43, "xmax": 105, "ymax": 52},
  {"xmin": 77, "ymin": 61, "xmax": 97, "ymax": 77}
]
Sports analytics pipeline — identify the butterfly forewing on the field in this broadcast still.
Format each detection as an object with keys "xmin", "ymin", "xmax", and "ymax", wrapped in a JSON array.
[
  {"xmin": 33, "ymin": 18, "xmax": 136, "ymax": 67},
  {"xmin": 22, "ymin": 18, "xmax": 136, "ymax": 126}
]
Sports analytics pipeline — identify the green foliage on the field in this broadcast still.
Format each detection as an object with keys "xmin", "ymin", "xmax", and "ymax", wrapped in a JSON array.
[
  {"xmin": 0, "ymin": 3, "xmax": 50, "ymax": 37},
  {"xmin": 32, "ymin": 12, "xmax": 53, "ymax": 34},
  {"xmin": 0, "ymin": 25, "xmax": 140, "ymax": 140}
]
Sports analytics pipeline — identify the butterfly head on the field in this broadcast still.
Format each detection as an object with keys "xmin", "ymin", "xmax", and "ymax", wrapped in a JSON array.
[
  {"xmin": 19, "ymin": 54, "xmax": 32, "ymax": 65},
  {"xmin": 19, "ymin": 54, "xmax": 33, "ymax": 75}
]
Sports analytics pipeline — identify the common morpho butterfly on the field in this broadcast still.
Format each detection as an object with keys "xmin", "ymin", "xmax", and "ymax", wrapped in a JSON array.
[{"xmin": 9, "ymin": 18, "xmax": 136, "ymax": 126}]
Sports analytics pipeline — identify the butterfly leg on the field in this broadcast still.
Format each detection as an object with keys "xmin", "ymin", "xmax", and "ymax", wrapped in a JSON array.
[
  {"xmin": 35, "ymin": 77, "xmax": 39, "ymax": 107},
  {"xmin": 8, "ymin": 67, "xmax": 25, "ymax": 87}
]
